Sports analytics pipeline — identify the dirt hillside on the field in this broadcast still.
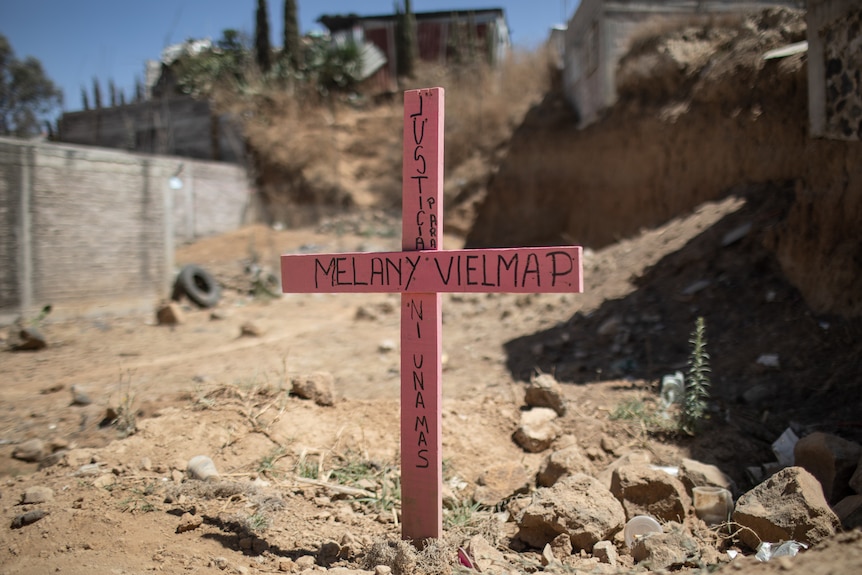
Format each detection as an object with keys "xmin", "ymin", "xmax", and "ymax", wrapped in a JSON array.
[{"xmin": 2, "ymin": 7, "xmax": 862, "ymax": 575}]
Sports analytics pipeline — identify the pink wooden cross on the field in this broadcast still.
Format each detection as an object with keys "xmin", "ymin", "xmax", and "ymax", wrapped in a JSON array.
[{"xmin": 281, "ymin": 88, "xmax": 583, "ymax": 542}]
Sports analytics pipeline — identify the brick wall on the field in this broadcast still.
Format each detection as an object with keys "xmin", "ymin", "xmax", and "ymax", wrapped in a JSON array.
[{"xmin": 0, "ymin": 138, "xmax": 252, "ymax": 321}]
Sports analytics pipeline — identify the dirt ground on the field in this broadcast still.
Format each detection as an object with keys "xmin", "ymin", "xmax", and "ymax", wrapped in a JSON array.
[{"xmin": 2, "ymin": 195, "xmax": 861, "ymax": 574}]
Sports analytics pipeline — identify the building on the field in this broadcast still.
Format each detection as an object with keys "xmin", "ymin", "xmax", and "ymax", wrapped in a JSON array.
[
  {"xmin": 563, "ymin": 0, "xmax": 804, "ymax": 127},
  {"xmin": 57, "ymin": 40, "xmax": 244, "ymax": 164},
  {"xmin": 318, "ymin": 8, "xmax": 511, "ymax": 93}
]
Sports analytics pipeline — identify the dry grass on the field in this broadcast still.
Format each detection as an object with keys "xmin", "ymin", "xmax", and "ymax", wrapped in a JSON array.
[{"xmin": 204, "ymin": 47, "xmax": 550, "ymax": 222}]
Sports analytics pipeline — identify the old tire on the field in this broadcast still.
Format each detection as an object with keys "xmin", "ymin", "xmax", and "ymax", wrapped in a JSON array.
[{"xmin": 173, "ymin": 264, "xmax": 221, "ymax": 308}]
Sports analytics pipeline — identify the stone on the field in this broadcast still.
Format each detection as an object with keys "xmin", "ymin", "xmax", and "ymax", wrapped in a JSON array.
[
  {"xmin": 592, "ymin": 540, "xmax": 617, "ymax": 566},
  {"xmin": 294, "ymin": 555, "xmax": 316, "ymax": 569},
  {"xmin": 537, "ymin": 444, "xmax": 594, "ymax": 487},
  {"xmin": 525, "ymin": 373, "xmax": 566, "ymax": 416},
  {"xmin": 239, "ymin": 321, "xmax": 263, "ymax": 337},
  {"xmin": 277, "ymin": 558, "xmax": 294, "ymax": 572},
  {"xmin": 176, "ymin": 512, "xmax": 202, "ymax": 533},
  {"xmin": 794, "ymin": 431, "xmax": 862, "ymax": 503},
  {"xmin": 610, "ymin": 464, "xmax": 690, "ymax": 522},
  {"xmin": 93, "ymin": 474, "xmax": 115, "ymax": 488},
  {"xmin": 464, "ymin": 534, "xmax": 507, "ymax": 572},
  {"xmin": 291, "ymin": 372, "xmax": 335, "ymax": 407},
  {"xmin": 512, "ymin": 408, "xmax": 560, "ymax": 453},
  {"xmin": 156, "ymin": 302, "xmax": 184, "ymax": 325},
  {"xmin": 10, "ymin": 509, "xmax": 48, "ymax": 529},
  {"xmin": 549, "ymin": 532, "xmax": 573, "ymax": 560},
  {"xmin": 318, "ymin": 540, "xmax": 341, "ymax": 566},
  {"xmin": 517, "ymin": 473, "xmax": 626, "ymax": 552},
  {"xmin": 70, "ymin": 384, "xmax": 93, "ymax": 406},
  {"xmin": 597, "ymin": 451, "xmax": 651, "ymax": 490},
  {"xmin": 12, "ymin": 438, "xmax": 45, "ymax": 462},
  {"xmin": 21, "ymin": 486, "xmax": 54, "ymax": 504},
  {"xmin": 473, "ymin": 462, "xmax": 531, "ymax": 506},
  {"xmin": 679, "ymin": 458, "xmax": 735, "ymax": 495},
  {"xmin": 832, "ymin": 494, "xmax": 862, "ymax": 530},
  {"xmin": 630, "ymin": 522, "xmax": 698, "ymax": 569},
  {"xmin": 732, "ymin": 466, "xmax": 840, "ymax": 550},
  {"xmin": 540, "ymin": 544, "xmax": 556, "ymax": 566},
  {"xmin": 11, "ymin": 327, "xmax": 47, "ymax": 351},
  {"xmin": 374, "ymin": 566, "xmax": 392, "ymax": 575}
]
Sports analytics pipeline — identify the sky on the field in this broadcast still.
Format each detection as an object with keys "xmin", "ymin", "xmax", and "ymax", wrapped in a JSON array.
[{"xmin": 1, "ymin": 0, "xmax": 579, "ymax": 113}]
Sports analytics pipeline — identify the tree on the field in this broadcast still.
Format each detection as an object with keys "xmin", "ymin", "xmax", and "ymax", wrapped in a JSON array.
[
  {"xmin": 0, "ymin": 34, "xmax": 63, "ymax": 137},
  {"xmin": 282, "ymin": 0, "xmax": 301, "ymax": 70},
  {"xmin": 255, "ymin": 0, "xmax": 272, "ymax": 73},
  {"xmin": 395, "ymin": 0, "xmax": 417, "ymax": 79},
  {"xmin": 81, "ymin": 86, "xmax": 90, "ymax": 111},
  {"xmin": 92, "ymin": 77, "xmax": 102, "ymax": 109}
]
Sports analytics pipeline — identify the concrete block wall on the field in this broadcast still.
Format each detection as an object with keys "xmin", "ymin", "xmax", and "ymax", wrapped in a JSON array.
[{"xmin": 0, "ymin": 138, "xmax": 251, "ymax": 321}]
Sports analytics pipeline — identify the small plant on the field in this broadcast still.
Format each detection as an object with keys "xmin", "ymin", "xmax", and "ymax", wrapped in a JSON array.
[
  {"xmin": 243, "ymin": 512, "xmax": 270, "ymax": 533},
  {"xmin": 680, "ymin": 316, "xmax": 711, "ymax": 435},
  {"xmin": 257, "ymin": 446, "xmax": 286, "ymax": 476},
  {"xmin": 444, "ymin": 499, "xmax": 485, "ymax": 529}
]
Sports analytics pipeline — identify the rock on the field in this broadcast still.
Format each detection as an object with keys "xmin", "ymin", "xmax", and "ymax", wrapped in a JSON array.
[
  {"xmin": 211, "ymin": 556, "xmax": 229, "ymax": 570},
  {"xmin": 13, "ymin": 438, "xmax": 46, "ymax": 462},
  {"xmin": 512, "ymin": 408, "xmax": 560, "ymax": 453},
  {"xmin": 833, "ymin": 494, "xmax": 862, "ymax": 530},
  {"xmin": 156, "ymin": 302, "xmax": 184, "ymax": 325},
  {"xmin": 10, "ymin": 509, "xmax": 48, "ymax": 529},
  {"xmin": 294, "ymin": 555, "xmax": 316, "ymax": 569},
  {"xmin": 277, "ymin": 558, "xmax": 294, "ymax": 572},
  {"xmin": 610, "ymin": 464, "xmax": 690, "ymax": 522},
  {"xmin": 679, "ymin": 458, "xmax": 735, "ymax": 495},
  {"xmin": 630, "ymin": 522, "xmax": 698, "ymax": 569},
  {"xmin": 537, "ymin": 444, "xmax": 594, "ymax": 487},
  {"xmin": 525, "ymin": 373, "xmax": 566, "ymax": 416},
  {"xmin": 549, "ymin": 532, "xmax": 573, "ymax": 560},
  {"xmin": 187, "ymin": 455, "xmax": 220, "ymax": 481},
  {"xmin": 794, "ymin": 431, "xmax": 862, "ymax": 503},
  {"xmin": 473, "ymin": 462, "xmax": 531, "ymax": 506},
  {"xmin": 592, "ymin": 540, "xmax": 617, "ymax": 566},
  {"xmin": 70, "ymin": 384, "xmax": 93, "ymax": 406},
  {"xmin": 597, "ymin": 316, "xmax": 622, "ymax": 337},
  {"xmin": 291, "ymin": 372, "xmax": 335, "ymax": 407},
  {"xmin": 93, "ymin": 474, "xmax": 115, "ymax": 488},
  {"xmin": 176, "ymin": 512, "xmax": 202, "ymax": 533},
  {"xmin": 318, "ymin": 540, "xmax": 342, "ymax": 566},
  {"xmin": 597, "ymin": 451, "xmax": 651, "ymax": 490},
  {"xmin": 239, "ymin": 321, "xmax": 263, "ymax": 337},
  {"xmin": 21, "ymin": 486, "xmax": 54, "ymax": 504},
  {"xmin": 464, "ymin": 534, "xmax": 507, "ymax": 572},
  {"xmin": 733, "ymin": 466, "xmax": 841, "ymax": 550},
  {"xmin": 11, "ymin": 327, "xmax": 47, "ymax": 351},
  {"xmin": 517, "ymin": 473, "xmax": 626, "ymax": 551},
  {"xmin": 374, "ymin": 566, "xmax": 392, "ymax": 575}
]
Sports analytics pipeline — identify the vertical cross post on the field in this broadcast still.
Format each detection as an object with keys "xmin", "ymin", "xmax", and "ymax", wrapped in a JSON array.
[
  {"xmin": 281, "ymin": 87, "xmax": 583, "ymax": 543},
  {"xmin": 400, "ymin": 88, "xmax": 444, "ymax": 540}
]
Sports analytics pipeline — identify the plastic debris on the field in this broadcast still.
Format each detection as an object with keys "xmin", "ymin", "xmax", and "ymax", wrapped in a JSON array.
[
  {"xmin": 755, "ymin": 541, "xmax": 808, "ymax": 562},
  {"xmin": 772, "ymin": 428, "xmax": 799, "ymax": 468},
  {"xmin": 624, "ymin": 515, "xmax": 663, "ymax": 547},
  {"xmin": 660, "ymin": 372, "xmax": 684, "ymax": 407}
]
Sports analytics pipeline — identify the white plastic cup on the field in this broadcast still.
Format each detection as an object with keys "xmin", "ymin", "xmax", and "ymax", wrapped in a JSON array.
[
  {"xmin": 692, "ymin": 486, "xmax": 733, "ymax": 525},
  {"xmin": 187, "ymin": 455, "xmax": 220, "ymax": 481},
  {"xmin": 624, "ymin": 515, "xmax": 662, "ymax": 548}
]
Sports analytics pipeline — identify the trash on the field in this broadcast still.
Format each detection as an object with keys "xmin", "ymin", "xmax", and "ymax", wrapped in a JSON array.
[
  {"xmin": 755, "ymin": 540, "xmax": 808, "ymax": 562},
  {"xmin": 624, "ymin": 515, "xmax": 663, "ymax": 548},
  {"xmin": 457, "ymin": 547, "xmax": 476, "ymax": 569},
  {"xmin": 187, "ymin": 455, "xmax": 219, "ymax": 481},
  {"xmin": 692, "ymin": 486, "xmax": 733, "ymax": 525},
  {"xmin": 772, "ymin": 428, "xmax": 799, "ymax": 468},
  {"xmin": 660, "ymin": 372, "xmax": 684, "ymax": 407}
]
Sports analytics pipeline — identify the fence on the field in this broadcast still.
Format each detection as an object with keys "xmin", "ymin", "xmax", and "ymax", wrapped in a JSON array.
[{"xmin": 0, "ymin": 138, "xmax": 253, "ymax": 321}]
